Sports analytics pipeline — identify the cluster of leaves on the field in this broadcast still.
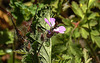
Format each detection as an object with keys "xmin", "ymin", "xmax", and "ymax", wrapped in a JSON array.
[
  {"xmin": 1, "ymin": 0, "xmax": 100, "ymax": 63},
  {"xmin": 9, "ymin": 0, "xmax": 53, "ymax": 63},
  {"xmin": 51, "ymin": 0, "xmax": 100, "ymax": 63}
]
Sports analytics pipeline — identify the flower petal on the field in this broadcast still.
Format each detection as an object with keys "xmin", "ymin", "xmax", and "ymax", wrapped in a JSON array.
[
  {"xmin": 44, "ymin": 18, "xmax": 51, "ymax": 27},
  {"xmin": 54, "ymin": 26, "xmax": 66, "ymax": 33},
  {"xmin": 50, "ymin": 18, "xmax": 55, "ymax": 27}
]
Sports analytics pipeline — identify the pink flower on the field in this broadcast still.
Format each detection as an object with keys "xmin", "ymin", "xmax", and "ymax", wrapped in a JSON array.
[{"xmin": 44, "ymin": 18, "xmax": 66, "ymax": 34}]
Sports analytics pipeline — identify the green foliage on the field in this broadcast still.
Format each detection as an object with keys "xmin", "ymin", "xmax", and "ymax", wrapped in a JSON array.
[
  {"xmin": 71, "ymin": 1, "xmax": 84, "ymax": 19},
  {"xmin": 22, "ymin": 5, "xmax": 53, "ymax": 63},
  {"xmin": 1, "ymin": 0, "xmax": 100, "ymax": 63},
  {"xmin": 22, "ymin": 53, "xmax": 35, "ymax": 63},
  {"xmin": 0, "ymin": 30, "xmax": 13, "ymax": 44},
  {"xmin": 68, "ymin": 40, "xmax": 82, "ymax": 57},
  {"xmin": 88, "ymin": 0, "xmax": 97, "ymax": 9},
  {"xmin": 10, "ymin": 1, "xmax": 45, "ymax": 25},
  {"xmin": 74, "ymin": 28, "xmax": 80, "ymax": 38},
  {"xmin": 83, "ymin": 48, "xmax": 92, "ymax": 63},
  {"xmin": 82, "ymin": 20, "xmax": 97, "ymax": 28},
  {"xmin": 80, "ymin": 28, "xmax": 89, "ymax": 39}
]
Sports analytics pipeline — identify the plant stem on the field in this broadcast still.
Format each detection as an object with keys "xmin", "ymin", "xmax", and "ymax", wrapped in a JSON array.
[
  {"xmin": 50, "ymin": 38, "xmax": 52, "ymax": 63},
  {"xmin": 12, "ymin": 31, "xmax": 16, "ymax": 63},
  {"xmin": 38, "ymin": 41, "xmax": 45, "ymax": 54}
]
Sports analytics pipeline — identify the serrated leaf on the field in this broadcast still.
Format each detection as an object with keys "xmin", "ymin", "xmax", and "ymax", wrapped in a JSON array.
[
  {"xmin": 40, "ymin": 39, "xmax": 51, "ymax": 63},
  {"xmin": 88, "ymin": 13, "xmax": 97, "ymax": 20},
  {"xmin": 74, "ymin": 28, "xmax": 80, "ymax": 38},
  {"xmin": 62, "ymin": 2, "xmax": 70, "ymax": 11},
  {"xmin": 62, "ymin": 55, "xmax": 72, "ymax": 60},
  {"xmin": 37, "ymin": 8, "xmax": 52, "ymax": 30},
  {"xmin": 69, "ymin": 40, "xmax": 82, "ymax": 57},
  {"xmin": 89, "ymin": 20, "xmax": 97, "ymax": 27},
  {"xmin": 51, "ymin": 0, "xmax": 59, "ymax": 12},
  {"xmin": 93, "ymin": 36, "xmax": 100, "ymax": 47},
  {"xmin": 80, "ymin": 28, "xmax": 89, "ymax": 39},
  {"xmin": 39, "ymin": 17, "xmax": 50, "ymax": 30},
  {"xmin": 72, "ymin": 1, "xmax": 84, "ymax": 19},
  {"xmin": 52, "ymin": 45, "xmax": 66, "ymax": 54},
  {"xmin": 83, "ymin": 48, "xmax": 92, "ymax": 63},
  {"xmin": 82, "ymin": 20, "xmax": 97, "ymax": 28},
  {"xmin": 62, "ymin": 18, "xmax": 72, "ymax": 26},
  {"xmin": 80, "ymin": 4, "xmax": 87, "ymax": 13},
  {"xmin": 75, "ymin": 56, "xmax": 82, "ymax": 63},
  {"xmin": 69, "ymin": 45, "xmax": 82, "ymax": 57},
  {"xmin": 24, "ymin": 2, "xmax": 33, "ymax": 6},
  {"xmin": 65, "ymin": 26, "xmax": 72, "ymax": 33},
  {"xmin": 91, "ymin": 35, "xmax": 100, "ymax": 47},
  {"xmin": 88, "ymin": 0, "xmax": 96, "ymax": 9},
  {"xmin": 91, "ymin": 35, "xmax": 95, "ymax": 43},
  {"xmin": 83, "ymin": 48, "xmax": 88, "ymax": 63},
  {"xmin": 91, "ymin": 30, "xmax": 99, "ymax": 36}
]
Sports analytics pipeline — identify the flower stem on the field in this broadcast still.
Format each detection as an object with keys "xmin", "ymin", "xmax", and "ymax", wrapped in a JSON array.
[
  {"xmin": 38, "ymin": 41, "xmax": 45, "ymax": 54},
  {"xmin": 50, "ymin": 38, "xmax": 52, "ymax": 63}
]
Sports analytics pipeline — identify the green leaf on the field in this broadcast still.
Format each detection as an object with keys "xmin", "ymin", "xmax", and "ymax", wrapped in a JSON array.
[
  {"xmin": 83, "ymin": 48, "xmax": 92, "ymax": 63},
  {"xmin": 89, "ymin": 20, "xmax": 97, "ymax": 27},
  {"xmin": 71, "ymin": 1, "xmax": 84, "ymax": 19},
  {"xmin": 62, "ymin": 55, "xmax": 72, "ymax": 60},
  {"xmin": 74, "ymin": 28, "xmax": 80, "ymax": 38},
  {"xmin": 36, "ymin": 7, "xmax": 52, "ymax": 30},
  {"xmin": 92, "ymin": 36, "xmax": 100, "ymax": 47},
  {"xmin": 91, "ymin": 35, "xmax": 95, "ymax": 43},
  {"xmin": 75, "ymin": 56, "xmax": 82, "ymax": 63},
  {"xmin": 40, "ymin": 39, "xmax": 51, "ymax": 63},
  {"xmin": 22, "ymin": 53, "xmax": 39, "ymax": 63},
  {"xmin": 88, "ymin": 13, "xmax": 97, "ymax": 20},
  {"xmin": 80, "ymin": 28, "xmax": 89, "ymax": 39},
  {"xmin": 65, "ymin": 26, "xmax": 72, "ymax": 34},
  {"xmin": 62, "ymin": 18, "xmax": 72, "ymax": 26},
  {"xmin": 82, "ymin": 20, "xmax": 97, "ymax": 28},
  {"xmin": 91, "ymin": 34, "xmax": 100, "ymax": 47},
  {"xmin": 0, "ymin": 50, "xmax": 5, "ymax": 55},
  {"xmin": 52, "ymin": 44, "xmax": 67, "ymax": 54},
  {"xmin": 88, "ymin": 0, "xmax": 96, "ymax": 9},
  {"xmin": 69, "ymin": 40, "xmax": 82, "ymax": 57},
  {"xmin": 94, "ymin": 0, "xmax": 100, "ymax": 9},
  {"xmin": 39, "ymin": 17, "xmax": 50, "ymax": 30},
  {"xmin": 69, "ymin": 45, "xmax": 82, "ymax": 57},
  {"xmin": 51, "ymin": 0, "xmax": 59, "ymax": 12},
  {"xmin": 80, "ymin": 4, "xmax": 87, "ymax": 13},
  {"xmin": 62, "ymin": 2, "xmax": 70, "ymax": 11},
  {"xmin": 95, "ymin": 37, "xmax": 100, "ymax": 47},
  {"xmin": 0, "ymin": 30, "xmax": 12, "ymax": 44},
  {"xmin": 10, "ymin": 1, "xmax": 45, "ymax": 25},
  {"xmin": 91, "ymin": 30, "xmax": 99, "ymax": 36}
]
